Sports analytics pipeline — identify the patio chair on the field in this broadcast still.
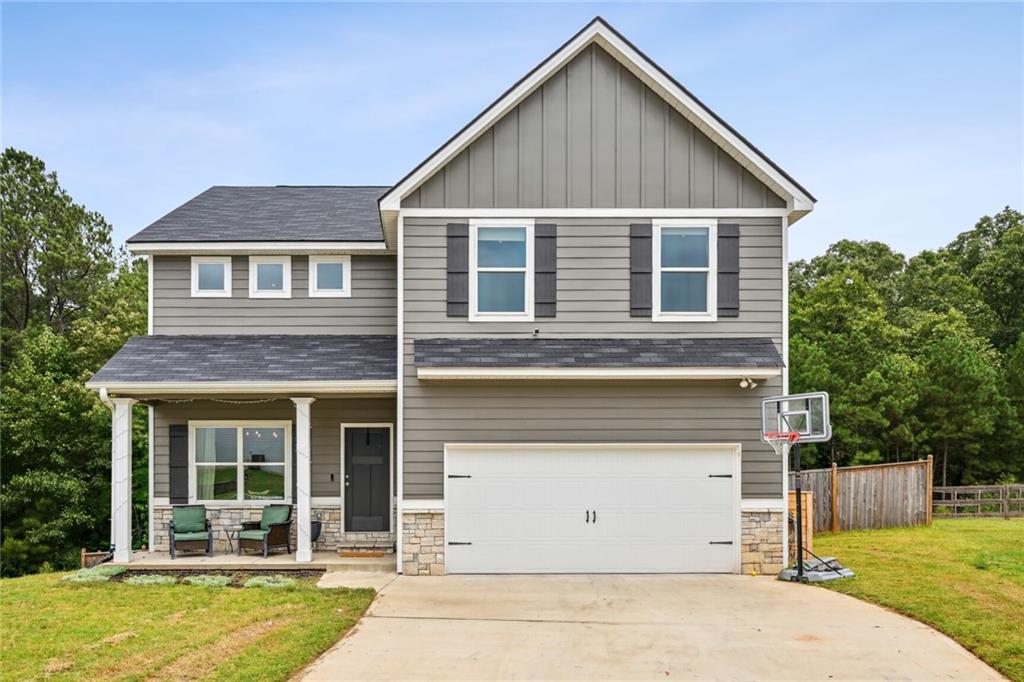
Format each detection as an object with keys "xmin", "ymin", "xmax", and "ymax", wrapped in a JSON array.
[
  {"xmin": 238, "ymin": 505, "xmax": 293, "ymax": 557},
  {"xmin": 169, "ymin": 505, "xmax": 213, "ymax": 559}
]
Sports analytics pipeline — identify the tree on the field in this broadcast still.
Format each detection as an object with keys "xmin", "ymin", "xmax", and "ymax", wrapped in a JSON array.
[
  {"xmin": 909, "ymin": 312, "xmax": 1003, "ymax": 486},
  {"xmin": 0, "ymin": 148, "xmax": 114, "ymax": 362},
  {"xmin": 790, "ymin": 240, "xmax": 906, "ymax": 311}
]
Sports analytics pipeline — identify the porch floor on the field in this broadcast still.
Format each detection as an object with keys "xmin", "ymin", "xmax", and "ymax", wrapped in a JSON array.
[{"xmin": 115, "ymin": 551, "xmax": 396, "ymax": 572}]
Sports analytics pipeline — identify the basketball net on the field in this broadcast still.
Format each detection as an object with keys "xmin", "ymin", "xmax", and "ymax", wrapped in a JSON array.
[{"xmin": 765, "ymin": 431, "xmax": 800, "ymax": 458}]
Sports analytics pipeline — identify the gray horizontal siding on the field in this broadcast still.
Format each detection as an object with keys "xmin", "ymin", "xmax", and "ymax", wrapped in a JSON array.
[
  {"xmin": 402, "ymin": 44, "xmax": 786, "ymax": 211},
  {"xmin": 153, "ymin": 398, "xmax": 395, "ymax": 498},
  {"xmin": 151, "ymin": 255, "xmax": 396, "ymax": 335},
  {"xmin": 401, "ymin": 372, "xmax": 783, "ymax": 499},
  {"xmin": 402, "ymin": 215, "xmax": 785, "ymax": 499},
  {"xmin": 403, "ymin": 217, "xmax": 783, "ymax": 342}
]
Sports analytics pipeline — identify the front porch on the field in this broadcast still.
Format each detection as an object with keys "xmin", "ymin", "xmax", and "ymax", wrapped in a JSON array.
[{"xmin": 84, "ymin": 334, "xmax": 399, "ymax": 566}]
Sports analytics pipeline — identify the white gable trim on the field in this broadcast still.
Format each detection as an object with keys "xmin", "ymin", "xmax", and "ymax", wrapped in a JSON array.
[{"xmin": 379, "ymin": 18, "xmax": 814, "ymax": 220}]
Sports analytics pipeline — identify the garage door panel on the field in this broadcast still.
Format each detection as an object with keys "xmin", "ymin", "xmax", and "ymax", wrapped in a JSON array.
[{"xmin": 445, "ymin": 444, "xmax": 739, "ymax": 574}]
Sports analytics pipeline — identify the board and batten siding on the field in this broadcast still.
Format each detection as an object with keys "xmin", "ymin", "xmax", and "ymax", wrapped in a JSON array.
[
  {"xmin": 402, "ymin": 216, "xmax": 785, "ymax": 499},
  {"xmin": 153, "ymin": 398, "xmax": 395, "ymax": 499},
  {"xmin": 401, "ymin": 44, "xmax": 786, "ymax": 211},
  {"xmin": 151, "ymin": 255, "xmax": 396, "ymax": 335}
]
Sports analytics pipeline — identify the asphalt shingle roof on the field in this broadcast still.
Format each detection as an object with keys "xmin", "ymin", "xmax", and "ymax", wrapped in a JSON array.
[
  {"xmin": 414, "ymin": 337, "xmax": 783, "ymax": 369},
  {"xmin": 127, "ymin": 186, "xmax": 389, "ymax": 243},
  {"xmin": 89, "ymin": 335, "xmax": 397, "ymax": 384}
]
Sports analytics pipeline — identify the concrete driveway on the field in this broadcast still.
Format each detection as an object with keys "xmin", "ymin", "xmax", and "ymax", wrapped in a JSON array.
[{"xmin": 301, "ymin": 575, "xmax": 1001, "ymax": 681}]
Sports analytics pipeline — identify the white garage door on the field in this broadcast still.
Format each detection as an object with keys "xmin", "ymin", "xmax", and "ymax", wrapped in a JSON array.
[{"xmin": 444, "ymin": 443, "xmax": 740, "ymax": 574}]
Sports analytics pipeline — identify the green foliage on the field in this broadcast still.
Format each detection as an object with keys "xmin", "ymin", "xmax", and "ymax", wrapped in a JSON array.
[
  {"xmin": 124, "ymin": 574, "xmax": 177, "ymax": 586},
  {"xmin": 61, "ymin": 565, "xmax": 125, "ymax": 583},
  {"xmin": 243, "ymin": 575, "xmax": 296, "ymax": 589},
  {"xmin": 0, "ymin": 149, "xmax": 147, "ymax": 577},
  {"xmin": 790, "ymin": 208, "xmax": 1023, "ymax": 484},
  {"xmin": 183, "ymin": 574, "xmax": 232, "ymax": 587}
]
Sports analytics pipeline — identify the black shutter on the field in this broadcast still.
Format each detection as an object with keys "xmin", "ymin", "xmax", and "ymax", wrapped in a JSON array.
[
  {"xmin": 169, "ymin": 424, "xmax": 189, "ymax": 504},
  {"xmin": 717, "ymin": 223, "xmax": 740, "ymax": 317},
  {"xmin": 629, "ymin": 223, "xmax": 652, "ymax": 317},
  {"xmin": 446, "ymin": 223, "xmax": 469, "ymax": 317},
  {"xmin": 534, "ymin": 224, "xmax": 557, "ymax": 317}
]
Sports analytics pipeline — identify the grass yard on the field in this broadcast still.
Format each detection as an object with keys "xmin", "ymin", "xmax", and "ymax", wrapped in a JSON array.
[
  {"xmin": 0, "ymin": 572, "xmax": 374, "ymax": 682},
  {"xmin": 815, "ymin": 518, "xmax": 1024, "ymax": 681}
]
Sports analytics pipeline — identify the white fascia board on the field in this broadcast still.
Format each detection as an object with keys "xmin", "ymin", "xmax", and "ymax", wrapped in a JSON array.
[
  {"xmin": 379, "ymin": 20, "xmax": 814, "ymax": 219},
  {"xmin": 401, "ymin": 208, "xmax": 790, "ymax": 219},
  {"xmin": 128, "ymin": 241, "xmax": 388, "ymax": 255},
  {"xmin": 417, "ymin": 367, "xmax": 782, "ymax": 381},
  {"xmin": 85, "ymin": 380, "xmax": 398, "ymax": 395}
]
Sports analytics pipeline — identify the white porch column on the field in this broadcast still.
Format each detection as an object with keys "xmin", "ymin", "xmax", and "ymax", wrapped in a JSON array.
[
  {"xmin": 111, "ymin": 398, "xmax": 137, "ymax": 563},
  {"xmin": 292, "ymin": 397, "xmax": 316, "ymax": 562}
]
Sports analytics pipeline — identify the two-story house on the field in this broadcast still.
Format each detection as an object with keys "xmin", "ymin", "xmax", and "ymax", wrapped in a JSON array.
[{"xmin": 88, "ymin": 17, "xmax": 815, "ymax": 575}]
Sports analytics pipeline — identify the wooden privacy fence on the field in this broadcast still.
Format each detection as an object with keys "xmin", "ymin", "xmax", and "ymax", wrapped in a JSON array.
[
  {"xmin": 789, "ymin": 457, "xmax": 933, "ymax": 532},
  {"xmin": 932, "ymin": 485, "xmax": 1024, "ymax": 518}
]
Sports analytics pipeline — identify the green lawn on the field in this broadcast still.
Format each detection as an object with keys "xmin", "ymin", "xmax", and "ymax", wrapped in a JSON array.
[
  {"xmin": 0, "ymin": 572, "xmax": 374, "ymax": 682},
  {"xmin": 815, "ymin": 518, "xmax": 1024, "ymax": 681}
]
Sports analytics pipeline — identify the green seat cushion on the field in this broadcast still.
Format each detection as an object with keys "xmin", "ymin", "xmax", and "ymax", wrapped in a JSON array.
[
  {"xmin": 172, "ymin": 506, "xmax": 207, "ymax": 533},
  {"xmin": 260, "ymin": 505, "xmax": 291, "ymax": 530},
  {"xmin": 239, "ymin": 529, "xmax": 268, "ymax": 541},
  {"xmin": 173, "ymin": 531, "xmax": 209, "ymax": 542}
]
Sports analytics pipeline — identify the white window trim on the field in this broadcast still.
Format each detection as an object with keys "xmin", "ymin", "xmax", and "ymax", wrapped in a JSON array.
[
  {"xmin": 187, "ymin": 420, "xmax": 292, "ymax": 506},
  {"xmin": 248, "ymin": 256, "xmax": 292, "ymax": 299},
  {"xmin": 652, "ymin": 220, "xmax": 718, "ymax": 322},
  {"xmin": 190, "ymin": 256, "xmax": 232, "ymax": 298},
  {"xmin": 308, "ymin": 255, "xmax": 352, "ymax": 298},
  {"xmin": 469, "ymin": 219, "xmax": 535, "ymax": 322}
]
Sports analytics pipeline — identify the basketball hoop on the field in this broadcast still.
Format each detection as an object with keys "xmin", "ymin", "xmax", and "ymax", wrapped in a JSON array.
[{"xmin": 765, "ymin": 431, "xmax": 800, "ymax": 458}]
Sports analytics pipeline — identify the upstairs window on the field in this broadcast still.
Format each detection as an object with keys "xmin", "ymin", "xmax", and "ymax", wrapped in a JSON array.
[
  {"xmin": 653, "ymin": 221, "xmax": 717, "ymax": 321},
  {"xmin": 309, "ymin": 255, "xmax": 352, "ymax": 298},
  {"xmin": 248, "ymin": 256, "xmax": 291, "ymax": 298},
  {"xmin": 191, "ymin": 256, "xmax": 232, "ymax": 297},
  {"xmin": 470, "ymin": 220, "xmax": 534, "ymax": 320}
]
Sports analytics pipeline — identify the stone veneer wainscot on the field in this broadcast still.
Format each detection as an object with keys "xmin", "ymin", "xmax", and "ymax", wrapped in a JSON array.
[
  {"xmin": 740, "ymin": 510, "xmax": 785, "ymax": 574},
  {"xmin": 401, "ymin": 510, "xmax": 445, "ymax": 575}
]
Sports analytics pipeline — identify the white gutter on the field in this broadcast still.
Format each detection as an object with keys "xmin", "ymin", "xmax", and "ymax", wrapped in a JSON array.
[
  {"xmin": 416, "ymin": 367, "xmax": 782, "ymax": 381},
  {"xmin": 85, "ymin": 380, "xmax": 398, "ymax": 395},
  {"xmin": 127, "ymin": 241, "xmax": 388, "ymax": 255}
]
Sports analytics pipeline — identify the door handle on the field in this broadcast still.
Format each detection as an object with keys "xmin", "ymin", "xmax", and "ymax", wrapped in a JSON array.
[
  {"xmin": 586, "ymin": 510, "xmax": 590, "ymax": 523},
  {"xmin": 592, "ymin": 510, "xmax": 597, "ymax": 524}
]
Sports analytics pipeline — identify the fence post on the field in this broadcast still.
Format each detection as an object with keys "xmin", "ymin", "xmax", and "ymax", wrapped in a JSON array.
[
  {"xmin": 926, "ymin": 455, "xmax": 933, "ymax": 525},
  {"xmin": 830, "ymin": 462, "xmax": 839, "ymax": 532},
  {"xmin": 1005, "ymin": 484, "xmax": 1010, "ymax": 520}
]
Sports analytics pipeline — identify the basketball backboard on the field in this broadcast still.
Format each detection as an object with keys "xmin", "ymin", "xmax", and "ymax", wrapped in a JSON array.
[{"xmin": 761, "ymin": 392, "xmax": 831, "ymax": 444}]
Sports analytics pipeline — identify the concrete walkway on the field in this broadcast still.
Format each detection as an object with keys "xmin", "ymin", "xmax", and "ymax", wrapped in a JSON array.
[{"xmin": 301, "ymin": 574, "xmax": 1002, "ymax": 681}]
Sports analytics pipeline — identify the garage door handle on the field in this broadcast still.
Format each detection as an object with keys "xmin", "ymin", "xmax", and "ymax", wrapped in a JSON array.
[
  {"xmin": 586, "ymin": 510, "xmax": 590, "ymax": 523},
  {"xmin": 592, "ymin": 510, "xmax": 597, "ymax": 523},
  {"xmin": 709, "ymin": 541, "xmax": 734, "ymax": 545}
]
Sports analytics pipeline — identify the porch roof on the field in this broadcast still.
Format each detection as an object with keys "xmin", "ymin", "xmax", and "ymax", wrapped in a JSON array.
[
  {"xmin": 87, "ymin": 335, "xmax": 397, "ymax": 394},
  {"xmin": 414, "ymin": 337, "xmax": 783, "ymax": 381}
]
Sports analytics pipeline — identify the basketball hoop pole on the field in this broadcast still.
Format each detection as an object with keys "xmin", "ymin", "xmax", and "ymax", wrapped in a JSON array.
[{"xmin": 793, "ymin": 442, "xmax": 805, "ymax": 582}]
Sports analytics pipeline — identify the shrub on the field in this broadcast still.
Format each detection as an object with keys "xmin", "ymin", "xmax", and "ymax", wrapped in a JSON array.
[
  {"xmin": 243, "ymin": 575, "xmax": 295, "ymax": 589},
  {"xmin": 60, "ymin": 564, "xmax": 126, "ymax": 583},
  {"xmin": 124, "ymin": 574, "xmax": 177, "ymax": 586},
  {"xmin": 183, "ymin": 574, "xmax": 231, "ymax": 587}
]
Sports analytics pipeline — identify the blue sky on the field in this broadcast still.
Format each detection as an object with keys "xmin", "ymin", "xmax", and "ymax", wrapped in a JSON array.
[{"xmin": 3, "ymin": 2, "xmax": 1021, "ymax": 260}]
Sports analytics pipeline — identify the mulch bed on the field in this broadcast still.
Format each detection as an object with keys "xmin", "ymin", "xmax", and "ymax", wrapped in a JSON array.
[{"xmin": 111, "ymin": 568, "xmax": 325, "ymax": 588}]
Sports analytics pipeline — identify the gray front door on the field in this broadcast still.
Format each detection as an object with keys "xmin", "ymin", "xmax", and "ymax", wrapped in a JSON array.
[{"xmin": 344, "ymin": 427, "xmax": 390, "ymax": 532}]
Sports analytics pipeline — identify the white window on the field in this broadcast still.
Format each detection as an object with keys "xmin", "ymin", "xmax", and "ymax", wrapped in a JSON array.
[
  {"xmin": 189, "ymin": 421, "xmax": 291, "ymax": 504},
  {"xmin": 308, "ymin": 255, "xmax": 352, "ymax": 298},
  {"xmin": 469, "ymin": 219, "xmax": 534, "ymax": 321},
  {"xmin": 248, "ymin": 256, "xmax": 291, "ymax": 298},
  {"xmin": 190, "ymin": 256, "xmax": 232, "ymax": 297},
  {"xmin": 653, "ymin": 220, "xmax": 717, "ymax": 321}
]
